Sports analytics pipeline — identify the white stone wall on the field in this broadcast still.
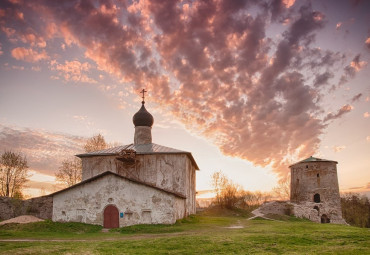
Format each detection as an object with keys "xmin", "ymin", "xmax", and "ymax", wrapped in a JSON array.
[
  {"xmin": 81, "ymin": 153, "xmax": 197, "ymax": 216},
  {"xmin": 53, "ymin": 174, "xmax": 184, "ymax": 227},
  {"xmin": 81, "ymin": 156, "xmax": 117, "ymax": 181}
]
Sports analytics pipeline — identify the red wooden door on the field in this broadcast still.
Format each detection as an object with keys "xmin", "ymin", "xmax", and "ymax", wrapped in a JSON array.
[{"xmin": 104, "ymin": 205, "xmax": 119, "ymax": 228}]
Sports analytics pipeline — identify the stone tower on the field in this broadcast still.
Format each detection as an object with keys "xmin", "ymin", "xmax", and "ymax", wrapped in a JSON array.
[{"xmin": 290, "ymin": 156, "xmax": 345, "ymax": 224}]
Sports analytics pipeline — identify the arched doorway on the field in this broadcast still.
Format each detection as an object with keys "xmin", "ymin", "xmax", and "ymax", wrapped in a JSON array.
[
  {"xmin": 321, "ymin": 214, "xmax": 330, "ymax": 223},
  {"xmin": 314, "ymin": 193, "xmax": 321, "ymax": 203},
  {"xmin": 104, "ymin": 205, "xmax": 119, "ymax": 228}
]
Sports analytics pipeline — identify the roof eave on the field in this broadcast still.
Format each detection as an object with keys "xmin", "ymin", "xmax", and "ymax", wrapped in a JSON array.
[
  {"xmin": 289, "ymin": 160, "xmax": 338, "ymax": 168},
  {"xmin": 76, "ymin": 151, "xmax": 200, "ymax": 170},
  {"xmin": 50, "ymin": 171, "xmax": 187, "ymax": 199}
]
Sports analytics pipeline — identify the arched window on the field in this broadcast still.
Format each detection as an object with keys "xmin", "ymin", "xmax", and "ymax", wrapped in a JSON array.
[{"xmin": 314, "ymin": 193, "xmax": 321, "ymax": 203}]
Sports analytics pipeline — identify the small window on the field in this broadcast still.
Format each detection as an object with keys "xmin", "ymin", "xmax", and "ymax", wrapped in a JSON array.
[
  {"xmin": 317, "ymin": 173, "xmax": 320, "ymax": 178},
  {"xmin": 306, "ymin": 165, "xmax": 308, "ymax": 169},
  {"xmin": 314, "ymin": 193, "xmax": 321, "ymax": 203}
]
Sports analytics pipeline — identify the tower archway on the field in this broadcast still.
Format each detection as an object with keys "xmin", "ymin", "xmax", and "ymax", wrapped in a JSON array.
[{"xmin": 321, "ymin": 214, "xmax": 330, "ymax": 223}]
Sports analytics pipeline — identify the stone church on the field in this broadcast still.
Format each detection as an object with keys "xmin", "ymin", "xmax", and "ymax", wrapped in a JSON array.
[{"xmin": 52, "ymin": 95, "xmax": 199, "ymax": 228}]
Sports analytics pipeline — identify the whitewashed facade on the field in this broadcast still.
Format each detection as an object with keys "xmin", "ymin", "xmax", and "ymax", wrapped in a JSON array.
[{"xmin": 52, "ymin": 101, "xmax": 198, "ymax": 228}]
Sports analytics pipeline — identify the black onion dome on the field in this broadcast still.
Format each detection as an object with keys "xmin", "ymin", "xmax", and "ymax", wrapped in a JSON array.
[{"xmin": 133, "ymin": 103, "xmax": 154, "ymax": 127}]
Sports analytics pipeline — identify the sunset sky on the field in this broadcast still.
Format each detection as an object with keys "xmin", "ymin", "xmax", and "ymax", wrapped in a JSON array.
[{"xmin": 0, "ymin": 0, "xmax": 369, "ymax": 198}]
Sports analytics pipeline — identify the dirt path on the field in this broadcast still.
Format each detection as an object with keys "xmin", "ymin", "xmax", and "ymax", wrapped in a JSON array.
[{"xmin": 247, "ymin": 208, "xmax": 283, "ymax": 222}]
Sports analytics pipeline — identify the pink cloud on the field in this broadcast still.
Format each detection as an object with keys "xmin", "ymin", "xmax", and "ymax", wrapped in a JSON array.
[
  {"xmin": 336, "ymin": 22, "xmax": 342, "ymax": 30},
  {"xmin": 332, "ymin": 145, "xmax": 346, "ymax": 153},
  {"xmin": 366, "ymin": 37, "xmax": 370, "ymax": 50},
  {"xmin": 324, "ymin": 104, "xmax": 353, "ymax": 122},
  {"xmin": 364, "ymin": 112, "xmax": 370, "ymax": 118},
  {"xmin": 0, "ymin": 0, "xmax": 363, "ymax": 178},
  {"xmin": 340, "ymin": 54, "xmax": 367, "ymax": 85},
  {"xmin": 0, "ymin": 124, "xmax": 85, "ymax": 175},
  {"xmin": 11, "ymin": 47, "xmax": 48, "ymax": 62},
  {"xmin": 50, "ymin": 60, "xmax": 97, "ymax": 83},
  {"xmin": 282, "ymin": 0, "xmax": 296, "ymax": 8},
  {"xmin": 350, "ymin": 55, "xmax": 367, "ymax": 71}
]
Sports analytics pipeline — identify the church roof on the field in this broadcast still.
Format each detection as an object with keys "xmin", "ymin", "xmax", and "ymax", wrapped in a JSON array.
[
  {"xmin": 76, "ymin": 143, "xmax": 199, "ymax": 170},
  {"xmin": 51, "ymin": 171, "xmax": 187, "ymax": 199},
  {"xmin": 289, "ymin": 156, "xmax": 337, "ymax": 167}
]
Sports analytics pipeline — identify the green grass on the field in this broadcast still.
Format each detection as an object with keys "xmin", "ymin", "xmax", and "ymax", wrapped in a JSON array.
[
  {"xmin": 0, "ymin": 220, "xmax": 102, "ymax": 239},
  {"xmin": 0, "ymin": 214, "xmax": 369, "ymax": 254}
]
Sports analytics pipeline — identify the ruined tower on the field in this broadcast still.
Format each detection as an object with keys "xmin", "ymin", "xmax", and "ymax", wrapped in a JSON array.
[{"xmin": 290, "ymin": 156, "xmax": 345, "ymax": 224}]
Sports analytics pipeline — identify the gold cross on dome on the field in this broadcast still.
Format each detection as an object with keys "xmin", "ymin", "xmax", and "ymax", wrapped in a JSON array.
[{"xmin": 140, "ymin": 89, "xmax": 147, "ymax": 103}]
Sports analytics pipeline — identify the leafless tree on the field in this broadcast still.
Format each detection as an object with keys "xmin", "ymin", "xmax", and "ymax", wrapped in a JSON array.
[
  {"xmin": 55, "ymin": 157, "xmax": 82, "ymax": 187},
  {"xmin": 56, "ymin": 134, "xmax": 119, "ymax": 188},
  {"xmin": 211, "ymin": 170, "xmax": 272, "ymax": 210},
  {"xmin": 0, "ymin": 151, "xmax": 29, "ymax": 198},
  {"xmin": 272, "ymin": 176, "xmax": 290, "ymax": 200},
  {"xmin": 84, "ymin": 133, "xmax": 107, "ymax": 152},
  {"xmin": 211, "ymin": 171, "xmax": 243, "ymax": 209}
]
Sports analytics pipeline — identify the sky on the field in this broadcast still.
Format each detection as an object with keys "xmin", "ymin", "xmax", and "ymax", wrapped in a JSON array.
[{"xmin": 0, "ymin": 0, "xmax": 369, "ymax": 198}]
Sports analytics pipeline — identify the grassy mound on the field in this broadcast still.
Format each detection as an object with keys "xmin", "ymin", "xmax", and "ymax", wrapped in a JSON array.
[
  {"xmin": 0, "ymin": 220, "xmax": 102, "ymax": 239},
  {"xmin": 0, "ymin": 220, "xmax": 102, "ymax": 233},
  {"xmin": 198, "ymin": 205, "xmax": 253, "ymax": 217}
]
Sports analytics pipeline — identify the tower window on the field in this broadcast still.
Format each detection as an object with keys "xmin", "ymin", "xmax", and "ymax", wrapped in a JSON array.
[
  {"xmin": 314, "ymin": 193, "xmax": 321, "ymax": 203},
  {"xmin": 317, "ymin": 173, "xmax": 319, "ymax": 178},
  {"xmin": 306, "ymin": 165, "xmax": 308, "ymax": 169}
]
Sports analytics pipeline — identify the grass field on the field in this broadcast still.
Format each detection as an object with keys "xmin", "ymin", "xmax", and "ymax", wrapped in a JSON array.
[{"xmin": 0, "ymin": 211, "xmax": 369, "ymax": 254}]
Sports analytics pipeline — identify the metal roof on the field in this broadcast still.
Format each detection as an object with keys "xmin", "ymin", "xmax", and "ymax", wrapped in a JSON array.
[
  {"xmin": 76, "ymin": 143, "xmax": 199, "ymax": 170},
  {"xmin": 289, "ymin": 156, "xmax": 337, "ymax": 167}
]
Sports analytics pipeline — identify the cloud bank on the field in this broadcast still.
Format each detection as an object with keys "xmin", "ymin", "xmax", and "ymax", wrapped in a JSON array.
[
  {"xmin": 0, "ymin": 0, "xmax": 366, "ymax": 177},
  {"xmin": 0, "ymin": 124, "xmax": 85, "ymax": 175}
]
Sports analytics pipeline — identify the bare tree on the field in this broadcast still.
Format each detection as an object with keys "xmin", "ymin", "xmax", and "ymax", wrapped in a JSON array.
[
  {"xmin": 211, "ymin": 170, "xmax": 272, "ymax": 210},
  {"xmin": 272, "ymin": 177, "xmax": 290, "ymax": 200},
  {"xmin": 55, "ymin": 157, "xmax": 82, "ymax": 187},
  {"xmin": 55, "ymin": 134, "xmax": 118, "ymax": 188},
  {"xmin": 84, "ymin": 133, "xmax": 107, "ymax": 152},
  {"xmin": 211, "ymin": 171, "xmax": 242, "ymax": 209},
  {"xmin": 0, "ymin": 151, "xmax": 29, "ymax": 198}
]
